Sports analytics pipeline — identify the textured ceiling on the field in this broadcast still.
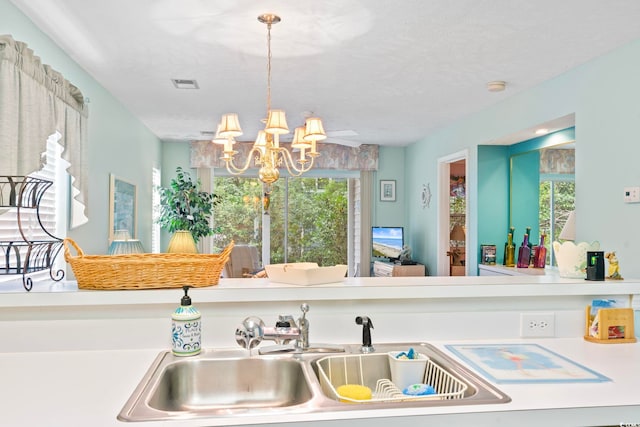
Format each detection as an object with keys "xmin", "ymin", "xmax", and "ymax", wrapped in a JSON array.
[{"xmin": 10, "ymin": 0, "xmax": 640, "ymax": 146}]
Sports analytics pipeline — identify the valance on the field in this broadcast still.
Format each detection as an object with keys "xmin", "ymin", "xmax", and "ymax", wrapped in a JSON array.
[
  {"xmin": 191, "ymin": 140, "xmax": 378, "ymax": 171},
  {"xmin": 0, "ymin": 35, "xmax": 89, "ymax": 227}
]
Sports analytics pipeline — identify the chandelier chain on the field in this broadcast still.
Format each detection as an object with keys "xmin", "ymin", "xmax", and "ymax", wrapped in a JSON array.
[{"xmin": 266, "ymin": 22, "xmax": 272, "ymax": 115}]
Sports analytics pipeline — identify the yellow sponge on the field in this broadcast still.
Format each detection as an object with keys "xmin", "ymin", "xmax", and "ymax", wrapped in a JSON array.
[{"xmin": 336, "ymin": 384, "xmax": 372, "ymax": 402}]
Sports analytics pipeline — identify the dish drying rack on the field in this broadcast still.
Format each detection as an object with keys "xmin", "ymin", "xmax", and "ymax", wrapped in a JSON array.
[{"xmin": 316, "ymin": 353, "xmax": 467, "ymax": 404}]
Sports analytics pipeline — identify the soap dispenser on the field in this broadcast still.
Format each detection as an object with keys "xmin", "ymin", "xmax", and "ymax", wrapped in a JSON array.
[{"xmin": 171, "ymin": 285, "xmax": 201, "ymax": 356}]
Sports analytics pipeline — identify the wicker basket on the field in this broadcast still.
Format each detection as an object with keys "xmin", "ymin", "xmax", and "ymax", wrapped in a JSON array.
[{"xmin": 64, "ymin": 238, "xmax": 233, "ymax": 290}]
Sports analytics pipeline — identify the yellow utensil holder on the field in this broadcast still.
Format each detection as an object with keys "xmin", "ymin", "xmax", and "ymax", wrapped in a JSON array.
[{"xmin": 584, "ymin": 306, "xmax": 636, "ymax": 344}]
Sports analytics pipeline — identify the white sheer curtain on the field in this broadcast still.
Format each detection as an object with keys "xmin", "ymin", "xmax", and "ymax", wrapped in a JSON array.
[{"xmin": 0, "ymin": 35, "xmax": 88, "ymax": 228}]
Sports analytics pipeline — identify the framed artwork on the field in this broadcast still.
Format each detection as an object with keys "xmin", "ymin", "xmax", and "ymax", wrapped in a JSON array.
[
  {"xmin": 109, "ymin": 174, "xmax": 137, "ymax": 242},
  {"xmin": 380, "ymin": 180, "xmax": 396, "ymax": 202}
]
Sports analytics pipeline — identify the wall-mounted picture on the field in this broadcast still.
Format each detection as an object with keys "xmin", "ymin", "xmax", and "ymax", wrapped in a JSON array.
[
  {"xmin": 109, "ymin": 174, "xmax": 137, "ymax": 242},
  {"xmin": 380, "ymin": 180, "xmax": 396, "ymax": 202}
]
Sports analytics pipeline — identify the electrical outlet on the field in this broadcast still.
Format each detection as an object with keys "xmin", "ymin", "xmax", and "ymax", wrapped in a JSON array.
[{"xmin": 520, "ymin": 312, "xmax": 555, "ymax": 337}]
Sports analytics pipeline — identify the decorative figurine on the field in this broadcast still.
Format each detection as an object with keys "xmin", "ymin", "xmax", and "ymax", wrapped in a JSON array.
[
  {"xmin": 399, "ymin": 245, "xmax": 412, "ymax": 262},
  {"xmin": 605, "ymin": 251, "xmax": 623, "ymax": 280}
]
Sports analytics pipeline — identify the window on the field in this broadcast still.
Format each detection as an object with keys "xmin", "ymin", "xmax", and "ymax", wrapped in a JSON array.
[
  {"xmin": 213, "ymin": 175, "xmax": 355, "ymax": 271},
  {"xmin": 0, "ymin": 132, "xmax": 69, "ymax": 284},
  {"xmin": 539, "ymin": 179, "xmax": 575, "ymax": 265}
]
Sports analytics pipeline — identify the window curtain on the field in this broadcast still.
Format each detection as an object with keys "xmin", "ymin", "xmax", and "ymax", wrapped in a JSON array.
[
  {"xmin": 190, "ymin": 140, "xmax": 379, "ymax": 171},
  {"xmin": 0, "ymin": 35, "xmax": 89, "ymax": 228}
]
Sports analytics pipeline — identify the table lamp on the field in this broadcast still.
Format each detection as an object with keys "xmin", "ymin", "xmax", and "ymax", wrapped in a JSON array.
[{"xmin": 552, "ymin": 211, "xmax": 599, "ymax": 278}]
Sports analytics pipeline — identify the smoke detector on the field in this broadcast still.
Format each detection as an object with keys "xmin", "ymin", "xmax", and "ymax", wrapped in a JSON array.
[
  {"xmin": 487, "ymin": 81, "xmax": 506, "ymax": 92},
  {"xmin": 171, "ymin": 79, "xmax": 199, "ymax": 89}
]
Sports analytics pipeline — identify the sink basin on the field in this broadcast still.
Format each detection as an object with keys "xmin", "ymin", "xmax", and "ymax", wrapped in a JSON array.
[
  {"xmin": 118, "ymin": 350, "xmax": 315, "ymax": 421},
  {"xmin": 119, "ymin": 343, "xmax": 510, "ymax": 422},
  {"xmin": 148, "ymin": 357, "xmax": 312, "ymax": 411}
]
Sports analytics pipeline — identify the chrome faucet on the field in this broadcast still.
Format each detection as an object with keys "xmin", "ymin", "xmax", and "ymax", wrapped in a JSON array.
[
  {"xmin": 235, "ymin": 303, "xmax": 310, "ymax": 353},
  {"xmin": 234, "ymin": 316, "xmax": 265, "ymax": 351}
]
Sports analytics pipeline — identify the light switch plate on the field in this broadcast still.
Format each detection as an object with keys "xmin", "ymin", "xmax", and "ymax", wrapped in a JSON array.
[{"xmin": 623, "ymin": 187, "xmax": 640, "ymax": 203}]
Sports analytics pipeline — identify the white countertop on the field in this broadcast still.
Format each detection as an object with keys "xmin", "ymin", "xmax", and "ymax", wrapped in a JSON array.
[
  {"xmin": 3, "ymin": 338, "xmax": 639, "ymax": 427},
  {"xmin": 2, "ymin": 275, "xmax": 640, "ymax": 308},
  {"xmin": 2, "ymin": 276, "xmax": 640, "ymax": 425}
]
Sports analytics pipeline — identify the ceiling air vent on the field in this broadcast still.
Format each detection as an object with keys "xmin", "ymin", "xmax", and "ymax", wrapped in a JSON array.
[{"xmin": 171, "ymin": 79, "xmax": 199, "ymax": 89}]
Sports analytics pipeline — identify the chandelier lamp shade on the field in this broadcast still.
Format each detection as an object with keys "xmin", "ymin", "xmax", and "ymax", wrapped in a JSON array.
[{"xmin": 213, "ymin": 13, "xmax": 327, "ymax": 192}]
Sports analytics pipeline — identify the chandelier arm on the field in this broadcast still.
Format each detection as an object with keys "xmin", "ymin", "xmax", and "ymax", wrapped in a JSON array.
[
  {"xmin": 223, "ymin": 146, "xmax": 264, "ymax": 175},
  {"xmin": 277, "ymin": 147, "xmax": 316, "ymax": 177}
]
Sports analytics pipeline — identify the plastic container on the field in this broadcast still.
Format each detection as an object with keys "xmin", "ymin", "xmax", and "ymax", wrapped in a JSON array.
[
  {"xmin": 388, "ymin": 351, "xmax": 429, "ymax": 390},
  {"xmin": 171, "ymin": 286, "xmax": 202, "ymax": 356}
]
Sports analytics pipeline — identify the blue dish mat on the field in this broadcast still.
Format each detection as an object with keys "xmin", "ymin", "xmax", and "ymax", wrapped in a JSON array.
[{"xmin": 445, "ymin": 343, "xmax": 611, "ymax": 384}]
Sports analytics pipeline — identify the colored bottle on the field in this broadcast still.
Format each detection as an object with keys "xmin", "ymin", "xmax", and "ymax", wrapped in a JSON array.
[
  {"xmin": 505, "ymin": 233, "xmax": 516, "ymax": 267},
  {"xmin": 503, "ymin": 226, "xmax": 515, "ymax": 265},
  {"xmin": 517, "ymin": 233, "xmax": 531, "ymax": 268},
  {"xmin": 525, "ymin": 227, "xmax": 534, "ymax": 266},
  {"xmin": 534, "ymin": 234, "xmax": 547, "ymax": 268},
  {"xmin": 172, "ymin": 286, "xmax": 201, "ymax": 357}
]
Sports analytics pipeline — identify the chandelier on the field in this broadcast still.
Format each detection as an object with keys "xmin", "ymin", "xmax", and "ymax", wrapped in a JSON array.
[{"xmin": 212, "ymin": 13, "xmax": 327, "ymax": 193}]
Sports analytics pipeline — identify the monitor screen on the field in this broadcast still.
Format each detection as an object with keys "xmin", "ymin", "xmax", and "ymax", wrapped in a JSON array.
[{"xmin": 372, "ymin": 226, "xmax": 404, "ymax": 259}]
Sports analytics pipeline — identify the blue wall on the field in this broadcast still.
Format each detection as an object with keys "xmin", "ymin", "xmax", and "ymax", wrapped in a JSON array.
[
  {"xmin": 476, "ymin": 128, "xmax": 575, "ymax": 267},
  {"xmin": 406, "ymin": 36, "xmax": 640, "ymax": 277},
  {"xmin": 1, "ymin": 0, "xmax": 162, "ymax": 256},
  {"xmin": 477, "ymin": 145, "xmax": 509, "ymax": 265}
]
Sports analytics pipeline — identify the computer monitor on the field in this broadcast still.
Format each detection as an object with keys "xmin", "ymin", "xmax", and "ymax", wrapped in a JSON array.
[{"xmin": 371, "ymin": 226, "xmax": 404, "ymax": 259}]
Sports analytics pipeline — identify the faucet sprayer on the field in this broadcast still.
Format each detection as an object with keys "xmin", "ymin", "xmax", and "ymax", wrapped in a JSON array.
[{"xmin": 355, "ymin": 316, "xmax": 374, "ymax": 353}]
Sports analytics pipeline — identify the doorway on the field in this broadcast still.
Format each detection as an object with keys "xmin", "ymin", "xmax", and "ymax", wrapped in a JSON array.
[{"xmin": 437, "ymin": 150, "xmax": 468, "ymax": 276}]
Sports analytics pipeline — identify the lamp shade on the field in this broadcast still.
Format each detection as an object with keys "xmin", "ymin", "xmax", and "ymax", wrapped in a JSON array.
[
  {"xmin": 303, "ymin": 117, "xmax": 327, "ymax": 141},
  {"xmin": 559, "ymin": 211, "xmax": 576, "ymax": 241},
  {"xmin": 212, "ymin": 123, "xmax": 228, "ymax": 144},
  {"xmin": 265, "ymin": 110, "xmax": 289, "ymax": 134},
  {"xmin": 291, "ymin": 126, "xmax": 312, "ymax": 149},
  {"xmin": 219, "ymin": 113, "xmax": 243, "ymax": 138},
  {"xmin": 108, "ymin": 240, "xmax": 145, "ymax": 255},
  {"xmin": 450, "ymin": 224, "xmax": 465, "ymax": 241},
  {"xmin": 253, "ymin": 130, "xmax": 267, "ymax": 147}
]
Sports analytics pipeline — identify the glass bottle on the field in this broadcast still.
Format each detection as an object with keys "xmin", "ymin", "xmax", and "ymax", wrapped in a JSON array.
[
  {"xmin": 534, "ymin": 234, "xmax": 547, "ymax": 268},
  {"xmin": 505, "ymin": 233, "xmax": 516, "ymax": 267},
  {"xmin": 503, "ymin": 226, "xmax": 515, "ymax": 265},
  {"xmin": 517, "ymin": 233, "xmax": 531, "ymax": 268},
  {"xmin": 525, "ymin": 226, "xmax": 534, "ymax": 266}
]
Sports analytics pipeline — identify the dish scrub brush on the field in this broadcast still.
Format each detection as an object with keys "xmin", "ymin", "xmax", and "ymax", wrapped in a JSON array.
[{"xmin": 336, "ymin": 384, "xmax": 372, "ymax": 402}]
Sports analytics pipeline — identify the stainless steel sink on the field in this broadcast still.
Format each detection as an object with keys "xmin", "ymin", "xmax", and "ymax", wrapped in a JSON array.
[
  {"xmin": 118, "ymin": 343, "xmax": 510, "ymax": 422},
  {"xmin": 148, "ymin": 357, "xmax": 312, "ymax": 411},
  {"xmin": 118, "ymin": 349, "xmax": 316, "ymax": 421}
]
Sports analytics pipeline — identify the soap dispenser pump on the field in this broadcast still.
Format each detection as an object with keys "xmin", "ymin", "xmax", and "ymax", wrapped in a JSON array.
[{"xmin": 171, "ymin": 285, "xmax": 201, "ymax": 356}]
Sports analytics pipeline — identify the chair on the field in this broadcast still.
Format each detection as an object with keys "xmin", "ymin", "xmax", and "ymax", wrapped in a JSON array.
[{"xmin": 223, "ymin": 244, "xmax": 262, "ymax": 278}]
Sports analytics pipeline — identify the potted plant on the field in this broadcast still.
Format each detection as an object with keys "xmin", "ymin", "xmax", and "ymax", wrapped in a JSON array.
[{"xmin": 158, "ymin": 167, "xmax": 220, "ymax": 253}]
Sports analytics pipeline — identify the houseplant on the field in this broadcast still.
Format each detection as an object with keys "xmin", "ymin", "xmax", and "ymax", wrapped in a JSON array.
[{"xmin": 158, "ymin": 167, "xmax": 220, "ymax": 252}]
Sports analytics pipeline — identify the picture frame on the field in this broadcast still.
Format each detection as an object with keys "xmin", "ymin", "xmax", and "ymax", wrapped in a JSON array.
[
  {"xmin": 380, "ymin": 179, "xmax": 396, "ymax": 202},
  {"xmin": 481, "ymin": 244, "xmax": 497, "ymax": 265},
  {"xmin": 108, "ymin": 174, "xmax": 137, "ymax": 242}
]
